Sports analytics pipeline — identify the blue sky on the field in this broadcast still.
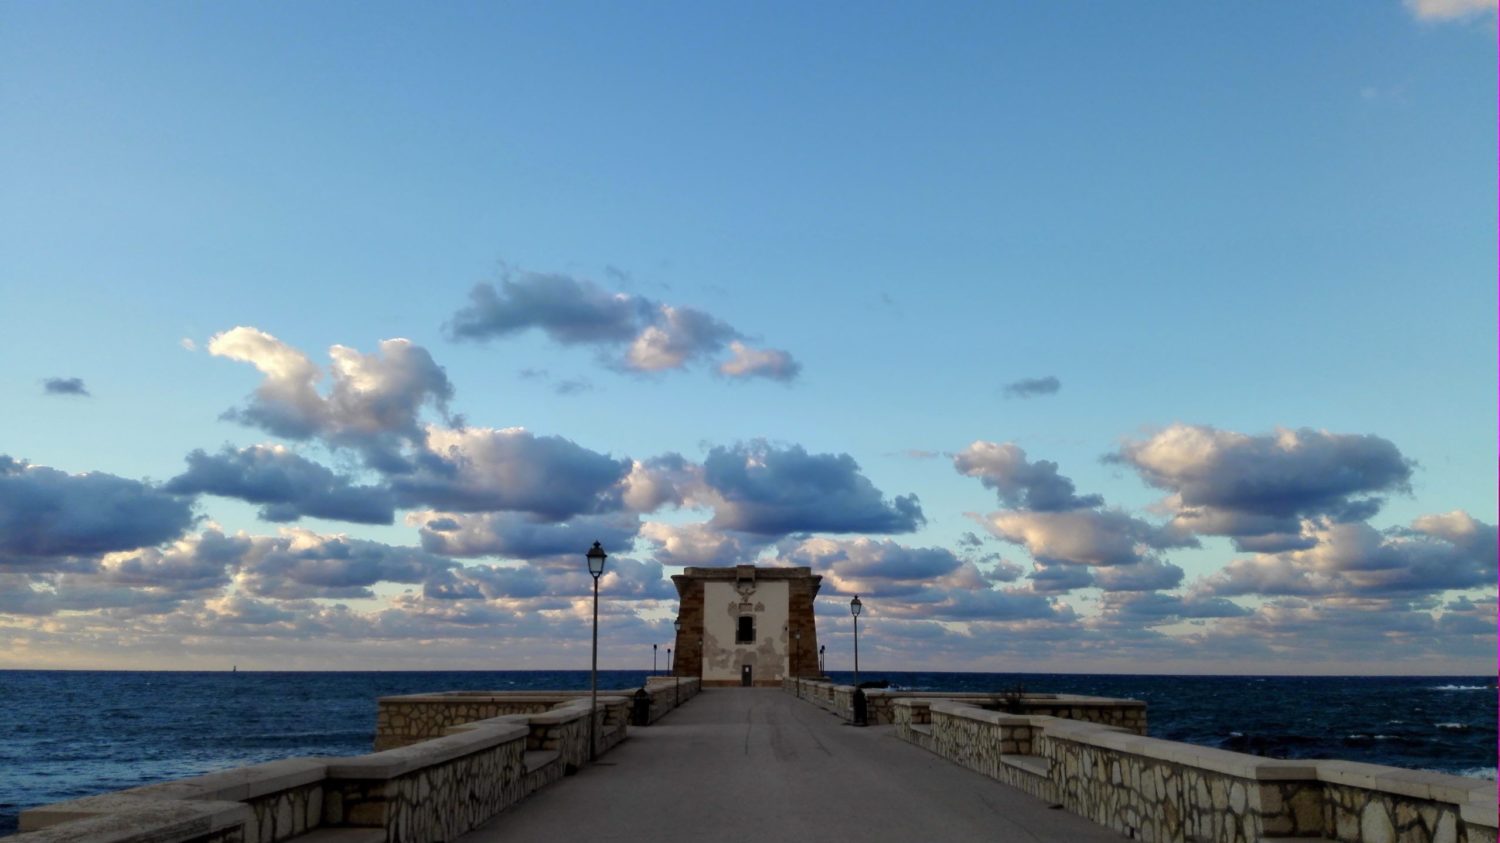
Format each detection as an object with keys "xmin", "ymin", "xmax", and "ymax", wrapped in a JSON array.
[{"xmin": 2, "ymin": 1, "xmax": 1494, "ymax": 673}]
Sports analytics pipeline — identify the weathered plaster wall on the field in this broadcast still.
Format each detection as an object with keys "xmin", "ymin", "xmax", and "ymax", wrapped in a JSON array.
[
  {"xmin": 672, "ymin": 566, "xmax": 820, "ymax": 682},
  {"xmin": 703, "ymin": 579, "xmax": 788, "ymax": 685}
]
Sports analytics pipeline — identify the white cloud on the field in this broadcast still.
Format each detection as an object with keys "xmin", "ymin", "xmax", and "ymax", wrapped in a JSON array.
[
  {"xmin": 210, "ymin": 328, "xmax": 454, "ymax": 469},
  {"xmin": 448, "ymin": 270, "xmax": 800, "ymax": 380},
  {"xmin": 717, "ymin": 341, "xmax": 801, "ymax": 382},
  {"xmin": 1404, "ymin": 0, "xmax": 1496, "ymax": 21}
]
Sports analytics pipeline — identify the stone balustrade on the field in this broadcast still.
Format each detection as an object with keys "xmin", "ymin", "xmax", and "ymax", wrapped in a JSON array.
[
  {"xmin": 14, "ymin": 680, "xmax": 700, "ymax": 843},
  {"xmin": 880, "ymin": 696, "xmax": 1497, "ymax": 843}
]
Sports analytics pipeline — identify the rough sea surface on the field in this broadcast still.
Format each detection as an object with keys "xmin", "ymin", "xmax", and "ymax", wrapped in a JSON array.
[{"xmin": 0, "ymin": 670, "xmax": 1494, "ymax": 836}]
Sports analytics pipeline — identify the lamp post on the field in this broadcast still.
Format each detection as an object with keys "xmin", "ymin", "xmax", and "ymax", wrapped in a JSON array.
[
  {"xmin": 850, "ymin": 594, "xmax": 862, "ymax": 687},
  {"xmin": 653, "ymin": 643, "xmax": 658, "ymax": 676},
  {"xmin": 673, "ymin": 616, "xmax": 683, "ymax": 707},
  {"xmin": 586, "ymin": 541, "xmax": 608, "ymax": 762},
  {"xmin": 820, "ymin": 644, "xmax": 826, "ymax": 675}
]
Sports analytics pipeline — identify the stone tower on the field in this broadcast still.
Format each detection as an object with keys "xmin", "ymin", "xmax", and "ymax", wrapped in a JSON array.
[{"xmin": 671, "ymin": 565, "xmax": 821, "ymax": 687}]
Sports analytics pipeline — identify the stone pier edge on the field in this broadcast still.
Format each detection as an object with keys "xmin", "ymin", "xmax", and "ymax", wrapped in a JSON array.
[
  {"xmin": 784, "ymin": 676, "xmax": 1498, "ymax": 843},
  {"xmin": 13, "ymin": 676, "xmax": 700, "ymax": 843}
]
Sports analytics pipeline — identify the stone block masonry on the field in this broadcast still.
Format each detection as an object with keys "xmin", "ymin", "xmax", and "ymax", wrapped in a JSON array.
[
  {"xmin": 15, "ymin": 679, "xmax": 700, "ymax": 843},
  {"xmin": 779, "ymin": 682, "xmax": 1496, "ymax": 843},
  {"xmin": 784, "ymin": 676, "xmax": 1147, "ymax": 732}
]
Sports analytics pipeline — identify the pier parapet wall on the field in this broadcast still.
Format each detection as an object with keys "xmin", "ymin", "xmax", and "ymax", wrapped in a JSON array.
[
  {"xmin": 783, "ymin": 676, "xmax": 1147, "ymax": 733},
  {"xmin": 15, "ymin": 678, "xmax": 700, "ymax": 843},
  {"xmin": 789, "ymin": 685, "xmax": 1493, "ymax": 843},
  {"xmin": 376, "ymin": 676, "xmax": 699, "ymax": 750}
]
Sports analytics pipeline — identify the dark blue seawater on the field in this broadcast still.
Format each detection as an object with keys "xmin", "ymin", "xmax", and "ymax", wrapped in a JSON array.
[{"xmin": 1, "ymin": 670, "xmax": 1494, "ymax": 836}]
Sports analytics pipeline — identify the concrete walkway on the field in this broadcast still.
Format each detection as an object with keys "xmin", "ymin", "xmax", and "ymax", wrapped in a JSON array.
[{"xmin": 461, "ymin": 688, "xmax": 1125, "ymax": 843}]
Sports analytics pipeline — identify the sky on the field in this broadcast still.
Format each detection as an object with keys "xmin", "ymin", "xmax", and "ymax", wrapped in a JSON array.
[{"xmin": 1, "ymin": 0, "xmax": 1495, "ymax": 674}]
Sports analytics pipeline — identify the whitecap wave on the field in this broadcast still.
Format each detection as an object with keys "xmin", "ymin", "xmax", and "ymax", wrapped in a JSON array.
[
  {"xmin": 1428, "ymin": 684, "xmax": 1490, "ymax": 691},
  {"xmin": 1454, "ymin": 767, "xmax": 1498, "ymax": 781}
]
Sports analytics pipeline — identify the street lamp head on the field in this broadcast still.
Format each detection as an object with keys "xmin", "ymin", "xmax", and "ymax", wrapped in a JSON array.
[
  {"xmin": 673, "ymin": 616, "xmax": 683, "ymax": 634},
  {"xmin": 586, "ymin": 541, "xmax": 608, "ymax": 578},
  {"xmin": 850, "ymin": 594, "xmax": 862, "ymax": 617}
]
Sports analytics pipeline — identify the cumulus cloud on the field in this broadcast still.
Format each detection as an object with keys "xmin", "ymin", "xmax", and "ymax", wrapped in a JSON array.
[
  {"xmin": 1091, "ymin": 558, "xmax": 1185, "ymax": 592},
  {"xmin": 448, "ymin": 272, "xmax": 646, "ymax": 344},
  {"xmin": 446, "ymin": 270, "xmax": 799, "ymax": 380},
  {"xmin": 209, "ymin": 327, "xmax": 454, "ymax": 470},
  {"xmin": 1026, "ymin": 561, "xmax": 1097, "ymax": 593},
  {"xmin": 96, "ymin": 529, "xmax": 245, "ymax": 592},
  {"xmin": 980, "ymin": 508, "xmax": 1195, "ymax": 570},
  {"xmin": 781, "ymin": 537, "xmax": 963, "ymax": 588},
  {"xmin": 1111, "ymin": 424, "xmax": 1413, "ymax": 551},
  {"xmin": 702, "ymin": 440, "xmax": 924, "ymax": 536},
  {"xmin": 717, "ymin": 342, "xmax": 801, "ymax": 382},
  {"xmin": 42, "ymin": 377, "xmax": 89, "ymax": 396},
  {"xmin": 954, "ymin": 441, "xmax": 1103, "ymax": 511},
  {"xmin": 409, "ymin": 510, "xmax": 640, "ymax": 560},
  {"xmin": 619, "ymin": 454, "xmax": 704, "ymax": 513},
  {"xmin": 781, "ymin": 536, "xmax": 1070, "ymax": 622},
  {"xmin": 1194, "ymin": 511, "xmax": 1497, "ymax": 600},
  {"xmin": 167, "ymin": 445, "xmax": 395, "ymax": 525},
  {"xmin": 393, "ymin": 426, "xmax": 630, "ymax": 519},
  {"xmin": 1404, "ymin": 0, "xmax": 1495, "ymax": 21},
  {"xmin": 639, "ymin": 521, "xmax": 764, "ymax": 567},
  {"xmin": 0, "ymin": 457, "xmax": 195, "ymax": 568},
  {"xmin": 1002, "ymin": 376, "xmax": 1060, "ymax": 399},
  {"xmin": 423, "ymin": 553, "xmax": 672, "ymax": 602},
  {"xmin": 234, "ymin": 528, "xmax": 460, "ymax": 600},
  {"xmin": 625, "ymin": 305, "xmax": 739, "ymax": 371}
]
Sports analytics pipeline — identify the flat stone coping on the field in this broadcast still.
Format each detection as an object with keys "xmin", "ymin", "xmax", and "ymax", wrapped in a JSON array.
[
  {"xmin": 924, "ymin": 699, "xmax": 1495, "ymax": 816},
  {"xmin": 21, "ymin": 758, "xmax": 327, "ymax": 830},
  {"xmin": 883, "ymin": 691, "xmax": 1144, "ymax": 707},
  {"xmin": 327, "ymin": 721, "xmax": 529, "ymax": 780},
  {"xmin": 20, "ymin": 797, "xmax": 250, "ymax": 839},
  {"xmin": 379, "ymin": 690, "xmax": 626, "ymax": 703}
]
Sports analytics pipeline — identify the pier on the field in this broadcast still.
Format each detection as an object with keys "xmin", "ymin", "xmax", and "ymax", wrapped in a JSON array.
[
  {"xmin": 460, "ymin": 687, "xmax": 1126, "ymax": 842},
  {"xmin": 13, "ymin": 677, "xmax": 1498, "ymax": 843}
]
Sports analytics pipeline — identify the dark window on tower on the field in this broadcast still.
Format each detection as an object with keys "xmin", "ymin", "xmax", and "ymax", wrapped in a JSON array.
[{"xmin": 736, "ymin": 615, "xmax": 755, "ymax": 644}]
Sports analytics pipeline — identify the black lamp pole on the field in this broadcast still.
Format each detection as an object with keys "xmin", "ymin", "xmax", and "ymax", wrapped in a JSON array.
[
  {"xmin": 850, "ymin": 595, "xmax": 863, "ymax": 686},
  {"xmin": 586, "ymin": 541, "xmax": 608, "ymax": 762},
  {"xmin": 653, "ymin": 643, "xmax": 658, "ymax": 676},
  {"xmin": 820, "ymin": 644, "xmax": 826, "ymax": 675}
]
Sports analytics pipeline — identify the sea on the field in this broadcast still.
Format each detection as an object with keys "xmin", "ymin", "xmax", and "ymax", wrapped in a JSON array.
[{"xmin": 0, "ymin": 670, "xmax": 1495, "ymax": 836}]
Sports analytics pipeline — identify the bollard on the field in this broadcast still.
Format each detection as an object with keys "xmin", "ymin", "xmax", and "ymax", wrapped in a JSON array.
[{"xmin": 632, "ymin": 688, "xmax": 652, "ymax": 726}]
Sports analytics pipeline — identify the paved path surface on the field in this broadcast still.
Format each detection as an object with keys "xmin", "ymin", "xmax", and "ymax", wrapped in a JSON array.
[{"xmin": 461, "ymin": 688, "xmax": 1125, "ymax": 843}]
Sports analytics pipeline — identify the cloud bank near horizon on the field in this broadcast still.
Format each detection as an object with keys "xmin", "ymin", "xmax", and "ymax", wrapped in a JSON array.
[{"xmin": 1, "ymin": 327, "xmax": 1493, "ymax": 672}]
